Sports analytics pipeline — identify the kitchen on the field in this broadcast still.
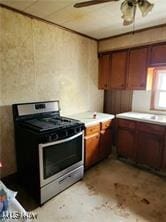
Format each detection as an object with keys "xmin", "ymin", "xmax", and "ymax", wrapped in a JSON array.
[{"xmin": 0, "ymin": 0, "xmax": 166, "ymax": 221}]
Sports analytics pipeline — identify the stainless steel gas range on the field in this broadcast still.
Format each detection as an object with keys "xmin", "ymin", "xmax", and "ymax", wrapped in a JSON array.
[{"xmin": 13, "ymin": 101, "xmax": 84, "ymax": 205}]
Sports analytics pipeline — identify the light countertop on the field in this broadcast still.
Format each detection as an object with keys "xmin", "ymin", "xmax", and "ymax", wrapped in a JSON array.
[
  {"xmin": 68, "ymin": 112, "xmax": 115, "ymax": 127},
  {"xmin": 116, "ymin": 112, "xmax": 166, "ymax": 126}
]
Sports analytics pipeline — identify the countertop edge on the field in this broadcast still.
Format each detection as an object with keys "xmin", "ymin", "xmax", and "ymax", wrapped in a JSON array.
[
  {"xmin": 68, "ymin": 112, "xmax": 115, "ymax": 127},
  {"xmin": 84, "ymin": 116, "xmax": 115, "ymax": 127},
  {"xmin": 116, "ymin": 115, "xmax": 166, "ymax": 126}
]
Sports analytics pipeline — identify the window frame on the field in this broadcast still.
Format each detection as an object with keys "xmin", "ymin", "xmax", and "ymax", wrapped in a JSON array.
[{"xmin": 151, "ymin": 67, "xmax": 166, "ymax": 111}]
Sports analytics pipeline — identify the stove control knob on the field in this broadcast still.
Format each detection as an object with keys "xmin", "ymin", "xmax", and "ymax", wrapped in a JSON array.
[
  {"xmin": 48, "ymin": 135, "xmax": 52, "ymax": 142},
  {"xmin": 52, "ymin": 134, "xmax": 59, "ymax": 141}
]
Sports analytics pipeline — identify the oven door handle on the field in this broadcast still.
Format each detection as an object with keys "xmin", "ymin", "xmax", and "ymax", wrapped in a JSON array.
[{"xmin": 39, "ymin": 131, "xmax": 83, "ymax": 148}]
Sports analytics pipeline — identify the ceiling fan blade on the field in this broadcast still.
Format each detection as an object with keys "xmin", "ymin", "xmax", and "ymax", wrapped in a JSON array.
[{"xmin": 74, "ymin": 0, "xmax": 119, "ymax": 8}]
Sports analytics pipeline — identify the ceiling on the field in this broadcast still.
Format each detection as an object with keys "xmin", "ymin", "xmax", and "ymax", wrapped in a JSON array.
[{"xmin": 0, "ymin": 0, "xmax": 166, "ymax": 39}]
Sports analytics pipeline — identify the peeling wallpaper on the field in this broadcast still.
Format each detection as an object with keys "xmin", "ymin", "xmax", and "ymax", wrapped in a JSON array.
[{"xmin": 0, "ymin": 7, "xmax": 103, "ymax": 177}]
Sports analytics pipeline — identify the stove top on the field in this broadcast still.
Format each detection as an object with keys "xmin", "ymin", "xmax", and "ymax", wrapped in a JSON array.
[
  {"xmin": 13, "ymin": 101, "xmax": 84, "ymax": 134},
  {"xmin": 23, "ymin": 116, "xmax": 81, "ymax": 132}
]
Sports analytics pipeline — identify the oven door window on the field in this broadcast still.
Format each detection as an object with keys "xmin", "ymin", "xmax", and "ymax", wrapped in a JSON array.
[{"xmin": 43, "ymin": 134, "xmax": 82, "ymax": 179}]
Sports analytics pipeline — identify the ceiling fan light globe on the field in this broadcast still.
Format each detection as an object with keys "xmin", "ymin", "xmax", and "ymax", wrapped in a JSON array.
[
  {"xmin": 138, "ymin": 0, "xmax": 154, "ymax": 17},
  {"xmin": 123, "ymin": 19, "xmax": 134, "ymax": 26},
  {"xmin": 122, "ymin": 15, "xmax": 133, "ymax": 22},
  {"xmin": 121, "ymin": 0, "xmax": 136, "ymax": 23}
]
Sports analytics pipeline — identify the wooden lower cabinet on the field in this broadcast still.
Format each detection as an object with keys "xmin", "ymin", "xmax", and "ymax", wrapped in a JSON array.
[
  {"xmin": 85, "ymin": 133, "xmax": 100, "ymax": 168},
  {"xmin": 161, "ymin": 134, "xmax": 166, "ymax": 170},
  {"xmin": 116, "ymin": 119, "xmax": 165, "ymax": 172},
  {"xmin": 136, "ymin": 132, "xmax": 163, "ymax": 169},
  {"xmin": 117, "ymin": 128, "xmax": 135, "ymax": 161},
  {"xmin": 99, "ymin": 129, "xmax": 112, "ymax": 160},
  {"xmin": 85, "ymin": 121, "xmax": 112, "ymax": 169}
]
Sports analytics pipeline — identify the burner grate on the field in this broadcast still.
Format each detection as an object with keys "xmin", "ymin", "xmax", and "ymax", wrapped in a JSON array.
[{"xmin": 26, "ymin": 119, "xmax": 57, "ymax": 130}]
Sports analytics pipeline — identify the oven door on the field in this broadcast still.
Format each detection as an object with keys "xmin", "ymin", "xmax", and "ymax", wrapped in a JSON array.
[{"xmin": 39, "ymin": 131, "xmax": 84, "ymax": 187}]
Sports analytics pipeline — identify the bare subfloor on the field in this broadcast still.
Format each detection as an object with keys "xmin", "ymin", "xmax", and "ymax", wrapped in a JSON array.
[{"xmin": 33, "ymin": 159, "xmax": 166, "ymax": 222}]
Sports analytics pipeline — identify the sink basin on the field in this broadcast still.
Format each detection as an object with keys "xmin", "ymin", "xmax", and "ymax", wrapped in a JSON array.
[
  {"xmin": 142, "ymin": 114, "xmax": 166, "ymax": 122},
  {"xmin": 142, "ymin": 114, "xmax": 157, "ymax": 120}
]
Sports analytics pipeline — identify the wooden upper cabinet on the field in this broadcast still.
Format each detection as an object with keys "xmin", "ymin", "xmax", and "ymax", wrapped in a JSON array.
[
  {"xmin": 110, "ymin": 50, "xmax": 128, "ymax": 89},
  {"xmin": 127, "ymin": 47, "xmax": 148, "ymax": 90},
  {"xmin": 149, "ymin": 43, "xmax": 166, "ymax": 66},
  {"xmin": 98, "ymin": 42, "xmax": 166, "ymax": 91},
  {"xmin": 98, "ymin": 54, "xmax": 110, "ymax": 90}
]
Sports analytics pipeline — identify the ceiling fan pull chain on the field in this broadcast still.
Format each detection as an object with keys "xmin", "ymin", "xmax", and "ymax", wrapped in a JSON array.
[{"xmin": 132, "ymin": 20, "xmax": 135, "ymax": 35}]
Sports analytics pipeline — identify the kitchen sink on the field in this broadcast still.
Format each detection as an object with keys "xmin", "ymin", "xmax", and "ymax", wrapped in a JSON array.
[{"xmin": 142, "ymin": 114, "xmax": 166, "ymax": 122}]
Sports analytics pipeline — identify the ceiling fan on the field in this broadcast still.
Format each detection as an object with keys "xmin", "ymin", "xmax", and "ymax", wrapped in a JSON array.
[{"xmin": 73, "ymin": 0, "xmax": 154, "ymax": 26}]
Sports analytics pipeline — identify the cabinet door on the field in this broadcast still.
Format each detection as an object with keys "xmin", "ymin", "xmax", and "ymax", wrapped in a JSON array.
[
  {"xmin": 99, "ymin": 129, "xmax": 112, "ymax": 160},
  {"xmin": 110, "ymin": 50, "xmax": 128, "ymax": 89},
  {"xmin": 127, "ymin": 47, "xmax": 148, "ymax": 90},
  {"xmin": 150, "ymin": 43, "xmax": 166, "ymax": 66},
  {"xmin": 98, "ymin": 54, "xmax": 110, "ymax": 89},
  {"xmin": 136, "ymin": 132, "xmax": 163, "ymax": 169},
  {"xmin": 161, "ymin": 133, "xmax": 166, "ymax": 170},
  {"xmin": 117, "ymin": 128, "xmax": 136, "ymax": 160},
  {"xmin": 84, "ymin": 133, "xmax": 100, "ymax": 168}
]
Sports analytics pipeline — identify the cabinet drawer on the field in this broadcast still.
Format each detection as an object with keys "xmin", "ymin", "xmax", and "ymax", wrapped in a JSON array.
[
  {"xmin": 137, "ymin": 122, "xmax": 165, "ymax": 135},
  {"xmin": 118, "ymin": 119, "xmax": 135, "ymax": 129},
  {"xmin": 101, "ymin": 120, "xmax": 112, "ymax": 130},
  {"xmin": 85, "ymin": 124, "xmax": 100, "ymax": 136}
]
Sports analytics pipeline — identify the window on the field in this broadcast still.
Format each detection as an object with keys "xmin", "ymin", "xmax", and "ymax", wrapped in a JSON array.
[{"xmin": 151, "ymin": 68, "xmax": 166, "ymax": 110}]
